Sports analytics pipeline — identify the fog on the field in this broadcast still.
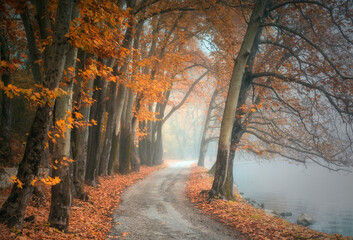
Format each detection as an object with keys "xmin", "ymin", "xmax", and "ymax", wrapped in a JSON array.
[
  {"xmin": 204, "ymin": 150, "xmax": 353, "ymax": 237},
  {"xmin": 163, "ymin": 106, "xmax": 205, "ymax": 160},
  {"xmin": 163, "ymin": 103, "xmax": 353, "ymax": 237}
]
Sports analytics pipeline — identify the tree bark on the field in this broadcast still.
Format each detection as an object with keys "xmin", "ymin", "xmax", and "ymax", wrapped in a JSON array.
[
  {"xmin": 152, "ymin": 91, "xmax": 170, "ymax": 165},
  {"xmin": 102, "ymin": 0, "xmax": 136, "ymax": 174},
  {"xmin": 107, "ymin": 127, "xmax": 119, "ymax": 175},
  {"xmin": 0, "ymin": 0, "xmax": 73, "ymax": 228},
  {"xmin": 0, "ymin": 25, "xmax": 12, "ymax": 166},
  {"xmin": 49, "ymin": 28, "xmax": 78, "ymax": 231},
  {"xmin": 119, "ymin": 89, "xmax": 135, "ymax": 174},
  {"xmin": 19, "ymin": 3, "xmax": 42, "ymax": 84},
  {"xmin": 99, "ymin": 80, "xmax": 118, "ymax": 176},
  {"xmin": 85, "ymin": 66, "xmax": 109, "ymax": 186},
  {"xmin": 139, "ymin": 105, "xmax": 153, "ymax": 166},
  {"xmin": 211, "ymin": 0, "xmax": 267, "ymax": 200},
  {"xmin": 107, "ymin": 83, "xmax": 126, "ymax": 175},
  {"xmin": 71, "ymin": 51, "xmax": 93, "ymax": 200},
  {"xmin": 198, "ymin": 89, "xmax": 218, "ymax": 167}
]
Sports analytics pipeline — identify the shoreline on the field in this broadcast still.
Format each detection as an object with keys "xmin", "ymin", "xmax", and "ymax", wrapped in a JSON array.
[{"xmin": 186, "ymin": 165, "xmax": 352, "ymax": 240}]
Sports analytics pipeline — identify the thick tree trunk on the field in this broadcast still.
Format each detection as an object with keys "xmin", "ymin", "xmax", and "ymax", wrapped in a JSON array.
[
  {"xmin": 211, "ymin": 0, "xmax": 267, "ymax": 200},
  {"xmin": 130, "ymin": 94, "xmax": 142, "ymax": 172},
  {"xmin": 139, "ymin": 119, "xmax": 153, "ymax": 166},
  {"xmin": 152, "ymin": 124, "xmax": 164, "ymax": 165},
  {"xmin": 0, "ymin": 0, "xmax": 73, "ymax": 228},
  {"xmin": 104, "ymin": 5, "xmax": 135, "ymax": 173},
  {"xmin": 139, "ymin": 104, "xmax": 154, "ymax": 166},
  {"xmin": 107, "ymin": 128, "xmax": 119, "ymax": 175},
  {"xmin": 107, "ymin": 83, "xmax": 126, "ymax": 175},
  {"xmin": 101, "ymin": 18, "xmax": 139, "ymax": 175},
  {"xmin": 99, "ymin": 80, "xmax": 118, "ymax": 176},
  {"xmin": 146, "ymin": 118, "xmax": 153, "ymax": 165},
  {"xmin": 119, "ymin": 125, "xmax": 131, "ymax": 174},
  {"xmin": 48, "ymin": 164, "xmax": 71, "ymax": 231},
  {"xmin": 0, "ymin": 26, "xmax": 12, "ymax": 166},
  {"xmin": 49, "ymin": 36, "xmax": 78, "ymax": 231},
  {"xmin": 71, "ymin": 52, "xmax": 93, "ymax": 200},
  {"xmin": 0, "ymin": 106, "xmax": 52, "ymax": 227},
  {"xmin": 85, "ymin": 58, "xmax": 115, "ymax": 186},
  {"xmin": 129, "ymin": 23, "xmax": 144, "ymax": 172},
  {"xmin": 85, "ymin": 71, "xmax": 109, "ymax": 186},
  {"xmin": 138, "ymin": 120, "xmax": 147, "ymax": 165},
  {"xmin": 198, "ymin": 89, "xmax": 218, "ymax": 167},
  {"xmin": 130, "ymin": 138, "xmax": 140, "ymax": 172},
  {"xmin": 119, "ymin": 90, "xmax": 134, "ymax": 174}
]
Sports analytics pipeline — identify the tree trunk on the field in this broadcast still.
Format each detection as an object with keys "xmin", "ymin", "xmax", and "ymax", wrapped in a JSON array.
[
  {"xmin": 146, "ymin": 117, "xmax": 153, "ymax": 165},
  {"xmin": 99, "ymin": 80, "xmax": 118, "ymax": 176},
  {"xmin": 139, "ymin": 104, "xmax": 153, "ymax": 166},
  {"xmin": 211, "ymin": 0, "xmax": 267, "ymax": 200},
  {"xmin": 71, "ymin": 52, "xmax": 92, "ymax": 200},
  {"xmin": 85, "ymin": 58, "xmax": 114, "ymax": 186},
  {"xmin": 138, "ymin": 120, "xmax": 147, "ymax": 165},
  {"xmin": 107, "ymin": 83, "xmax": 127, "ymax": 175},
  {"xmin": 85, "ymin": 75, "xmax": 107, "ymax": 186},
  {"xmin": 198, "ymin": 89, "xmax": 218, "ymax": 167},
  {"xmin": 101, "ymin": 17, "xmax": 139, "ymax": 175},
  {"xmin": 0, "ymin": 26, "xmax": 12, "ymax": 166},
  {"xmin": 152, "ymin": 89, "xmax": 171, "ymax": 165},
  {"xmin": 130, "ymin": 93, "xmax": 142, "ymax": 172},
  {"xmin": 119, "ymin": 90, "xmax": 134, "ymax": 174},
  {"xmin": 107, "ymin": 127, "xmax": 119, "ymax": 175},
  {"xmin": 139, "ymin": 119, "xmax": 153, "ymax": 166},
  {"xmin": 152, "ymin": 124, "xmax": 164, "ymax": 165},
  {"xmin": 129, "ymin": 22, "xmax": 144, "ymax": 172},
  {"xmin": 209, "ymin": 162, "xmax": 216, "ymax": 174},
  {"xmin": 49, "ymin": 35, "xmax": 78, "ymax": 231},
  {"xmin": 104, "ymin": 4, "xmax": 136, "ymax": 173},
  {"xmin": 0, "ymin": 0, "xmax": 73, "ymax": 228}
]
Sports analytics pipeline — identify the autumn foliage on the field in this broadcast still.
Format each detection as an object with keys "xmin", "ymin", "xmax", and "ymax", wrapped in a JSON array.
[
  {"xmin": 0, "ymin": 164, "xmax": 165, "ymax": 240},
  {"xmin": 186, "ymin": 166, "xmax": 352, "ymax": 240}
]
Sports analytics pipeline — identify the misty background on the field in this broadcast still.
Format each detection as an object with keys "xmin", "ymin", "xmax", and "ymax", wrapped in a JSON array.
[{"xmin": 163, "ymin": 104, "xmax": 353, "ymax": 237}]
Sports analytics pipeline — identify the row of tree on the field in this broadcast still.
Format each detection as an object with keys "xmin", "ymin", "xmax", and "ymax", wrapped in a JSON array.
[
  {"xmin": 0, "ymin": 0, "xmax": 352, "ymax": 233},
  {"xmin": 0, "ymin": 0, "xmax": 215, "ymax": 231}
]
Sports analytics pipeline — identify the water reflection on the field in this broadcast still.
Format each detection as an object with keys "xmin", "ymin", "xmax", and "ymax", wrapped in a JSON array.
[{"xmin": 215, "ymin": 153, "xmax": 353, "ymax": 237}]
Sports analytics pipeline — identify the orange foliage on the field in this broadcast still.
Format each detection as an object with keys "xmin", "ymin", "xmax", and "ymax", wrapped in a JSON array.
[
  {"xmin": 0, "ymin": 165, "xmax": 166, "ymax": 240},
  {"xmin": 186, "ymin": 166, "xmax": 351, "ymax": 240}
]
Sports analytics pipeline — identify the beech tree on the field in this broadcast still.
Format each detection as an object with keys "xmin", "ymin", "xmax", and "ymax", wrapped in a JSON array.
[
  {"xmin": 208, "ymin": 0, "xmax": 353, "ymax": 199},
  {"xmin": 211, "ymin": 0, "xmax": 268, "ymax": 199},
  {"xmin": 0, "ymin": 0, "xmax": 74, "ymax": 228}
]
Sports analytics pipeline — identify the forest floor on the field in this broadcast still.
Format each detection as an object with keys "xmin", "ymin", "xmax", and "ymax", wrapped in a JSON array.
[
  {"xmin": 186, "ymin": 165, "xmax": 352, "ymax": 240},
  {"xmin": 0, "ymin": 164, "xmax": 166, "ymax": 240},
  {"xmin": 108, "ymin": 160, "xmax": 242, "ymax": 240}
]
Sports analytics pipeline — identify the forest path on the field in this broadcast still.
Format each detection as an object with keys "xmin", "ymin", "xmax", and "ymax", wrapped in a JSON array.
[{"xmin": 108, "ymin": 161, "xmax": 241, "ymax": 240}]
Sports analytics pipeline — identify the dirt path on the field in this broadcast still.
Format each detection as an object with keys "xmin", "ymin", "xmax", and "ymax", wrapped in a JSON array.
[{"xmin": 108, "ymin": 161, "xmax": 242, "ymax": 240}]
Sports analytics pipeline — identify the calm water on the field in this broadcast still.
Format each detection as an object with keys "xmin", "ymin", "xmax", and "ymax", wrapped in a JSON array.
[{"xmin": 227, "ymin": 153, "xmax": 353, "ymax": 237}]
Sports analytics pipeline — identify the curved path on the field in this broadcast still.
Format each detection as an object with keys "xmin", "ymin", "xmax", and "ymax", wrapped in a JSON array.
[{"xmin": 108, "ymin": 161, "xmax": 241, "ymax": 240}]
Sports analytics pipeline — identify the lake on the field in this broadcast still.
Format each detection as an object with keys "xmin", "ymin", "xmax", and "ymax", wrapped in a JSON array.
[{"xmin": 224, "ymin": 153, "xmax": 353, "ymax": 237}]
